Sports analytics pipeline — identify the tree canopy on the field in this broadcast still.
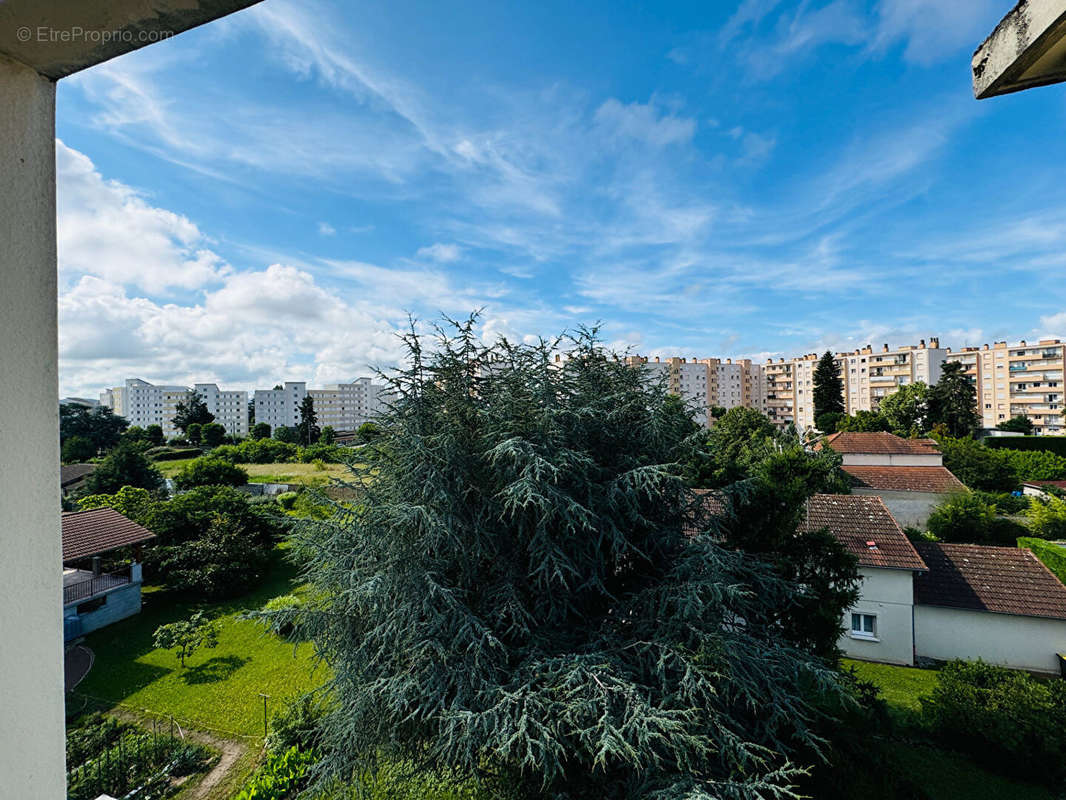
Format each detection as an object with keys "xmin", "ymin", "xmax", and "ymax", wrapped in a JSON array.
[
  {"xmin": 82, "ymin": 442, "xmax": 164, "ymax": 496},
  {"xmin": 996, "ymin": 415, "xmax": 1034, "ymax": 435},
  {"xmin": 812, "ymin": 351, "xmax": 844, "ymax": 420},
  {"xmin": 60, "ymin": 404, "xmax": 129, "ymax": 454},
  {"xmin": 287, "ymin": 319, "xmax": 848, "ymax": 799},
  {"xmin": 172, "ymin": 392, "xmax": 215, "ymax": 433},
  {"xmin": 877, "ymin": 382, "xmax": 929, "ymax": 436},
  {"xmin": 928, "ymin": 362, "xmax": 979, "ymax": 438}
]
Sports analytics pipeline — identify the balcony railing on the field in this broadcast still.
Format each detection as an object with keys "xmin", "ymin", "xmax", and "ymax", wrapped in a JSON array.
[{"xmin": 63, "ymin": 570, "xmax": 131, "ymax": 606}]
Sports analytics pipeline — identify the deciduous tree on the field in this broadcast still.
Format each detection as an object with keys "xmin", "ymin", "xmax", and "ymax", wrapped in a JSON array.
[{"xmin": 153, "ymin": 611, "xmax": 219, "ymax": 667}]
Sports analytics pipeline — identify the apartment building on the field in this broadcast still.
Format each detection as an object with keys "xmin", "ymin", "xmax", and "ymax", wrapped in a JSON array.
[
  {"xmin": 254, "ymin": 379, "xmax": 386, "ymax": 433},
  {"xmin": 253, "ymin": 381, "xmax": 308, "ymax": 431},
  {"xmin": 946, "ymin": 340, "xmax": 1065, "ymax": 435},
  {"xmin": 762, "ymin": 338, "xmax": 947, "ymax": 432},
  {"xmin": 99, "ymin": 378, "xmax": 249, "ymax": 438},
  {"xmin": 309, "ymin": 378, "xmax": 386, "ymax": 431},
  {"xmin": 625, "ymin": 356, "xmax": 765, "ymax": 427}
]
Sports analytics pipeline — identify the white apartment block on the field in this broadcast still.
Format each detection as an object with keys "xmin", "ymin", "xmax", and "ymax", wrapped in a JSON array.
[
  {"xmin": 946, "ymin": 339, "xmax": 1065, "ymax": 435},
  {"xmin": 254, "ymin": 379, "xmax": 387, "ymax": 433},
  {"xmin": 253, "ymin": 382, "xmax": 308, "ymax": 431},
  {"xmin": 100, "ymin": 379, "xmax": 249, "ymax": 439}
]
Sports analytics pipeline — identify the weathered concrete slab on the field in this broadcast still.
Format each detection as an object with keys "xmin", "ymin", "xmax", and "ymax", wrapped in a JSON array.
[
  {"xmin": 0, "ymin": 0, "xmax": 262, "ymax": 79},
  {"xmin": 973, "ymin": 0, "xmax": 1066, "ymax": 98}
]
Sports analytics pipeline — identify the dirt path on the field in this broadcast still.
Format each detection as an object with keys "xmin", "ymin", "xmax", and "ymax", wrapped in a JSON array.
[{"xmin": 106, "ymin": 707, "xmax": 254, "ymax": 799}]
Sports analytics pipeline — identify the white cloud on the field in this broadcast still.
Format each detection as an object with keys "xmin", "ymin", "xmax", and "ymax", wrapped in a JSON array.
[
  {"xmin": 593, "ymin": 99, "xmax": 697, "ymax": 147},
  {"xmin": 318, "ymin": 221, "xmax": 336, "ymax": 236},
  {"xmin": 870, "ymin": 0, "xmax": 1002, "ymax": 65},
  {"xmin": 416, "ymin": 243, "xmax": 462, "ymax": 263},
  {"xmin": 57, "ymin": 140, "xmax": 228, "ymax": 292}
]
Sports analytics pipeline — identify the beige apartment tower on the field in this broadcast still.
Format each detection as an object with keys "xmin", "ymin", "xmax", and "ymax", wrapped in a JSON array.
[{"xmin": 946, "ymin": 340, "xmax": 1065, "ymax": 435}]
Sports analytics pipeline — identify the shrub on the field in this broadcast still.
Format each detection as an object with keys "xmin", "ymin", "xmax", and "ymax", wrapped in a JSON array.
[
  {"xmin": 927, "ymin": 493, "xmax": 998, "ymax": 544},
  {"xmin": 921, "ymin": 660, "xmax": 1066, "ymax": 785},
  {"xmin": 935, "ymin": 436, "xmax": 1019, "ymax": 493},
  {"xmin": 257, "ymin": 594, "xmax": 304, "ymax": 641},
  {"xmin": 971, "ymin": 490, "xmax": 1030, "ymax": 515},
  {"xmin": 266, "ymin": 695, "xmax": 323, "ymax": 755},
  {"xmin": 62, "ymin": 435, "xmax": 96, "ymax": 463},
  {"xmin": 298, "ymin": 443, "xmax": 345, "ymax": 463},
  {"xmin": 1001, "ymin": 448, "xmax": 1066, "ymax": 481},
  {"xmin": 172, "ymin": 457, "xmax": 249, "ymax": 489},
  {"xmin": 1018, "ymin": 537, "xmax": 1066, "ymax": 583},
  {"xmin": 273, "ymin": 425, "xmax": 299, "ymax": 444},
  {"xmin": 251, "ymin": 422, "xmax": 272, "ymax": 440},
  {"xmin": 234, "ymin": 745, "xmax": 315, "ymax": 800},
  {"xmin": 83, "ymin": 442, "xmax": 165, "ymax": 495},
  {"xmin": 1026, "ymin": 495, "xmax": 1066, "ymax": 540},
  {"xmin": 212, "ymin": 439, "xmax": 299, "ymax": 464},
  {"xmin": 276, "ymin": 491, "xmax": 298, "ymax": 510},
  {"xmin": 201, "ymin": 422, "xmax": 227, "ymax": 448},
  {"xmin": 986, "ymin": 436, "xmax": 1066, "ymax": 457},
  {"xmin": 186, "ymin": 423, "xmax": 203, "ymax": 446}
]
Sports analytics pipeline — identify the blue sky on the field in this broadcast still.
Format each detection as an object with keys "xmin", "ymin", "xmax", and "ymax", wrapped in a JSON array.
[{"xmin": 55, "ymin": 0, "xmax": 1066, "ymax": 396}]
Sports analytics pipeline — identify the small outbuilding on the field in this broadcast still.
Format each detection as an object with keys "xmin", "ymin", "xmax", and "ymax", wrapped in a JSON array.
[{"xmin": 62, "ymin": 508, "xmax": 156, "ymax": 641}]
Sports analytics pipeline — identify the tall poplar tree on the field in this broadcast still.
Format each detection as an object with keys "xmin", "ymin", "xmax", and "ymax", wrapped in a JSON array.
[
  {"xmin": 289, "ymin": 318, "xmax": 846, "ymax": 799},
  {"xmin": 812, "ymin": 351, "xmax": 844, "ymax": 421}
]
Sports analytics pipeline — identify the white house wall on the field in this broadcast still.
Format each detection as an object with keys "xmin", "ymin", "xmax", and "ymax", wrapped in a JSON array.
[
  {"xmin": 914, "ymin": 606, "xmax": 1066, "ymax": 674},
  {"xmin": 852, "ymin": 488, "xmax": 944, "ymax": 529},
  {"xmin": 839, "ymin": 567, "xmax": 915, "ymax": 666},
  {"xmin": 841, "ymin": 453, "xmax": 941, "ymax": 466}
]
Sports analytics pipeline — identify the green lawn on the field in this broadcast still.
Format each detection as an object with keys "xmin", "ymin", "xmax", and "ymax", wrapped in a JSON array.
[
  {"xmin": 843, "ymin": 658, "xmax": 939, "ymax": 715},
  {"xmin": 887, "ymin": 743, "xmax": 1055, "ymax": 800},
  {"xmin": 75, "ymin": 548, "xmax": 324, "ymax": 739}
]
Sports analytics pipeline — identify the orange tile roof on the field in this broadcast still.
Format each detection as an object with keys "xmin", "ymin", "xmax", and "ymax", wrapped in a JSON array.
[
  {"xmin": 914, "ymin": 542, "xmax": 1066, "ymax": 620},
  {"xmin": 61, "ymin": 508, "xmax": 156, "ymax": 562},
  {"xmin": 799, "ymin": 494, "xmax": 927, "ymax": 571},
  {"xmin": 843, "ymin": 465, "xmax": 966, "ymax": 494},
  {"xmin": 818, "ymin": 431, "xmax": 940, "ymax": 455}
]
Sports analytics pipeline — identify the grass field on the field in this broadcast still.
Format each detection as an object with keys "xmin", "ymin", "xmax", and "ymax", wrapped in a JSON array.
[
  {"xmin": 156, "ymin": 459, "xmax": 354, "ymax": 486},
  {"xmin": 843, "ymin": 658, "xmax": 939, "ymax": 715},
  {"xmin": 74, "ymin": 548, "xmax": 324, "ymax": 739}
]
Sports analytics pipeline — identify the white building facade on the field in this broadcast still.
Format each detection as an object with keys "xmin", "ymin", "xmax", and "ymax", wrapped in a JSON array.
[{"xmin": 99, "ymin": 379, "xmax": 248, "ymax": 438}]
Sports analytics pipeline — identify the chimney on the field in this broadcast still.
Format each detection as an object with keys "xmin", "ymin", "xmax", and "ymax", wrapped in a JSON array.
[
  {"xmin": 919, "ymin": 338, "xmax": 925, "ymax": 347},
  {"xmin": 882, "ymin": 343, "xmax": 889, "ymax": 353},
  {"xmin": 930, "ymin": 337, "xmax": 939, "ymax": 348}
]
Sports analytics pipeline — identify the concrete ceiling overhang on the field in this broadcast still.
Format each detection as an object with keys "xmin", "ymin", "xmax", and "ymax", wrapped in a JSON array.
[
  {"xmin": 973, "ymin": 0, "xmax": 1066, "ymax": 98},
  {"xmin": 0, "ymin": 0, "xmax": 262, "ymax": 79}
]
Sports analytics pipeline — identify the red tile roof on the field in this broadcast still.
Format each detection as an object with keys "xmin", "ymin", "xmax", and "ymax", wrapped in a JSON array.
[
  {"xmin": 799, "ymin": 494, "xmax": 928, "ymax": 571},
  {"xmin": 843, "ymin": 465, "xmax": 966, "ymax": 494},
  {"xmin": 1025, "ymin": 480, "xmax": 1066, "ymax": 490},
  {"xmin": 61, "ymin": 508, "xmax": 156, "ymax": 562},
  {"xmin": 914, "ymin": 542, "xmax": 1066, "ymax": 620},
  {"xmin": 818, "ymin": 431, "xmax": 941, "ymax": 455}
]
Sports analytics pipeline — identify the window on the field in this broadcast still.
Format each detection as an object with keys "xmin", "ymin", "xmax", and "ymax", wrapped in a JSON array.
[{"xmin": 850, "ymin": 613, "xmax": 877, "ymax": 640}]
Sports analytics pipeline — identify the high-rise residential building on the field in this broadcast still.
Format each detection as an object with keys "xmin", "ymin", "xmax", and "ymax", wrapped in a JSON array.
[
  {"xmin": 624, "ymin": 356, "xmax": 765, "ymax": 427},
  {"xmin": 946, "ymin": 339, "xmax": 1065, "ymax": 435},
  {"xmin": 253, "ymin": 381, "xmax": 308, "ymax": 432},
  {"xmin": 254, "ymin": 378, "xmax": 387, "ymax": 434},
  {"xmin": 99, "ymin": 378, "xmax": 248, "ymax": 438},
  {"xmin": 308, "ymin": 378, "xmax": 386, "ymax": 431},
  {"xmin": 762, "ymin": 338, "xmax": 947, "ymax": 432}
]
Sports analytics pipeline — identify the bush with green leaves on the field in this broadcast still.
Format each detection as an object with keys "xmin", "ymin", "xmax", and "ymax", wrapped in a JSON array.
[
  {"xmin": 212, "ymin": 439, "xmax": 300, "ymax": 464},
  {"xmin": 970, "ymin": 490, "xmax": 1030, "ymax": 515},
  {"xmin": 298, "ymin": 443, "xmax": 345, "ymax": 463},
  {"xmin": 1000, "ymin": 448, "xmax": 1066, "ymax": 481},
  {"xmin": 62, "ymin": 435, "xmax": 97, "ymax": 464},
  {"xmin": 257, "ymin": 594, "xmax": 304, "ymax": 641},
  {"xmin": 82, "ymin": 442, "xmax": 165, "ymax": 496},
  {"xmin": 267, "ymin": 695, "xmax": 324, "ymax": 755},
  {"xmin": 200, "ymin": 421, "xmax": 227, "ymax": 448},
  {"xmin": 935, "ymin": 436, "xmax": 1019, "ymax": 493},
  {"xmin": 1026, "ymin": 494, "xmax": 1066, "ymax": 540},
  {"xmin": 172, "ymin": 456, "xmax": 249, "ymax": 489},
  {"xmin": 926, "ymin": 492, "xmax": 1020, "ymax": 545},
  {"xmin": 234, "ymin": 745, "xmax": 315, "ymax": 800},
  {"xmin": 289, "ymin": 320, "xmax": 850, "ymax": 799},
  {"xmin": 921, "ymin": 660, "xmax": 1066, "ymax": 785},
  {"xmin": 1018, "ymin": 537, "xmax": 1066, "ymax": 583}
]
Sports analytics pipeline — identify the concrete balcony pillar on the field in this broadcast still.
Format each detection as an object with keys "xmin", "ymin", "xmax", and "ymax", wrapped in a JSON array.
[{"xmin": 0, "ymin": 53, "xmax": 64, "ymax": 799}]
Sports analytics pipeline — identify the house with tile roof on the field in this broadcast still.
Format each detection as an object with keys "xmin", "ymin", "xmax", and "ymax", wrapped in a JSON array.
[
  {"xmin": 700, "ymin": 492, "xmax": 1066, "ymax": 672},
  {"xmin": 62, "ymin": 508, "xmax": 156, "ymax": 641},
  {"xmin": 816, "ymin": 431, "xmax": 966, "ymax": 528}
]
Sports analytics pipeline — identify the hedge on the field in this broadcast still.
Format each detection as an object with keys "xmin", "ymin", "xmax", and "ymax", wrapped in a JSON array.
[
  {"xmin": 1018, "ymin": 537, "xmax": 1066, "ymax": 584},
  {"xmin": 145, "ymin": 446, "xmax": 203, "ymax": 462},
  {"xmin": 986, "ymin": 436, "xmax": 1066, "ymax": 457}
]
